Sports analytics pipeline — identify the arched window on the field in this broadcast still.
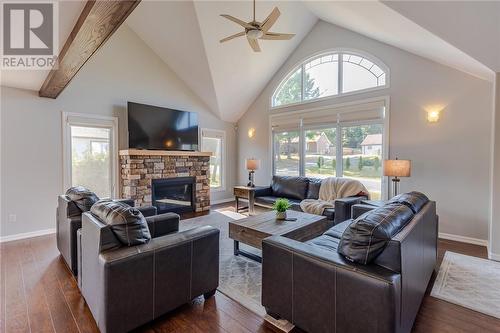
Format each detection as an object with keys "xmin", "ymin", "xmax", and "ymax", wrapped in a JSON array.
[{"xmin": 272, "ymin": 51, "xmax": 388, "ymax": 107}]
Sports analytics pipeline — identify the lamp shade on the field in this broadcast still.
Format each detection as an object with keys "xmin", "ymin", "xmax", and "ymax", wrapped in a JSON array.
[
  {"xmin": 246, "ymin": 158, "xmax": 260, "ymax": 171},
  {"xmin": 384, "ymin": 159, "xmax": 411, "ymax": 177}
]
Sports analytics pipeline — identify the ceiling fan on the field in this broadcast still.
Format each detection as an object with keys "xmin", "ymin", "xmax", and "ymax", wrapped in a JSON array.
[{"xmin": 219, "ymin": 0, "xmax": 295, "ymax": 52}]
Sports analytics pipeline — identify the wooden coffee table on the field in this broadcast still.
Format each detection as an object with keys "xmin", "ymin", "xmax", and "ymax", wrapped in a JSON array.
[{"xmin": 228, "ymin": 210, "xmax": 332, "ymax": 262}]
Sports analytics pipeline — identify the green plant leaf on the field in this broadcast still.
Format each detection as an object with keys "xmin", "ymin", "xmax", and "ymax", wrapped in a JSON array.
[{"xmin": 272, "ymin": 198, "xmax": 291, "ymax": 212}]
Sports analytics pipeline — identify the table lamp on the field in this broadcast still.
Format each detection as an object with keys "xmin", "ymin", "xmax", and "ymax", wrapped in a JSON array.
[
  {"xmin": 384, "ymin": 158, "xmax": 411, "ymax": 197},
  {"xmin": 246, "ymin": 158, "xmax": 260, "ymax": 187}
]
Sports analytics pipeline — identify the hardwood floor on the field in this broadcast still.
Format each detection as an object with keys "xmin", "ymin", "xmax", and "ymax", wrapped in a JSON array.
[{"xmin": 1, "ymin": 203, "xmax": 499, "ymax": 333}]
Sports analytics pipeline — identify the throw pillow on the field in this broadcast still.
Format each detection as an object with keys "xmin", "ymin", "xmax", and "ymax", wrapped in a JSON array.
[
  {"xmin": 65, "ymin": 186, "xmax": 99, "ymax": 212},
  {"xmin": 338, "ymin": 203, "xmax": 414, "ymax": 264},
  {"xmin": 91, "ymin": 199, "xmax": 151, "ymax": 246}
]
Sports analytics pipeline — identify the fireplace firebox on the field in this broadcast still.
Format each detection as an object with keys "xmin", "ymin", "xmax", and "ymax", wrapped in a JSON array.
[{"xmin": 151, "ymin": 177, "xmax": 196, "ymax": 214}]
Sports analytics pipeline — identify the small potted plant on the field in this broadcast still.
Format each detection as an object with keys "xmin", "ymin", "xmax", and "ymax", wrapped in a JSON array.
[{"xmin": 272, "ymin": 198, "xmax": 291, "ymax": 220}]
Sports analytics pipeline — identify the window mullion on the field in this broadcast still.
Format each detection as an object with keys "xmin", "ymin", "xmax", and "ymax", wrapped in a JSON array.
[
  {"xmin": 301, "ymin": 65, "xmax": 305, "ymax": 102},
  {"xmin": 299, "ymin": 119, "xmax": 305, "ymax": 176},
  {"xmin": 271, "ymin": 130, "xmax": 279, "ymax": 176},
  {"xmin": 336, "ymin": 120, "xmax": 343, "ymax": 176},
  {"xmin": 338, "ymin": 53, "xmax": 343, "ymax": 95}
]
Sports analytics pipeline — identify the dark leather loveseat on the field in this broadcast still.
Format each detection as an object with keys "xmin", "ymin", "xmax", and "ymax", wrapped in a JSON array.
[
  {"xmin": 80, "ymin": 205, "xmax": 219, "ymax": 333},
  {"xmin": 254, "ymin": 176, "xmax": 367, "ymax": 223},
  {"xmin": 262, "ymin": 192, "xmax": 438, "ymax": 333}
]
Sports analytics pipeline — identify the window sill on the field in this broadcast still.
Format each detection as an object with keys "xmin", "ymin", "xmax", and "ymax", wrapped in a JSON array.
[{"xmin": 210, "ymin": 187, "xmax": 226, "ymax": 193}]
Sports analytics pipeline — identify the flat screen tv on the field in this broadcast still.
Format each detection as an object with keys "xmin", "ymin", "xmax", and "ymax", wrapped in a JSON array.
[{"xmin": 128, "ymin": 102, "xmax": 199, "ymax": 151}]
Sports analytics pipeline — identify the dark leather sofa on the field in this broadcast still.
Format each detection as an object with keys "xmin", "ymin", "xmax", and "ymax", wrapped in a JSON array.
[
  {"xmin": 261, "ymin": 193, "xmax": 438, "ymax": 333},
  {"xmin": 80, "ymin": 211, "xmax": 220, "ymax": 333},
  {"xmin": 57, "ymin": 195, "xmax": 157, "ymax": 275},
  {"xmin": 254, "ymin": 176, "xmax": 367, "ymax": 223}
]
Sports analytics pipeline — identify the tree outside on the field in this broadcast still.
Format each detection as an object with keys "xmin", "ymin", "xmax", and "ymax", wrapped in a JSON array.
[
  {"xmin": 71, "ymin": 126, "xmax": 111, "ymax": 198},
  {"xmin": 72, "ymin": 150, "xmax": 110, "ymax": 198},
  {"xmin": 274, "ymin": 68, "xmax": 320, "ymax": 106}
]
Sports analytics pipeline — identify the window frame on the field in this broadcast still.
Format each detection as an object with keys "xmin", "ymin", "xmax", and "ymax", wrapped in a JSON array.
[
  {"xmin": 270, "ymin": 97, "xmax": 390, "ymax": 199},
  {"xmin": 271, "ymin": 48, "xmax": 390, "ymax": 110},
  {"xmin": 272, "ymin": 129, "xmax": 302, "ymax": 177},
  {"xmin": 200, "ymin": 128, "xmax": 226, "ymax": 192},
  {"xmin": 62, "ymin": 112, "xmax": 119, "ymax": 198}
]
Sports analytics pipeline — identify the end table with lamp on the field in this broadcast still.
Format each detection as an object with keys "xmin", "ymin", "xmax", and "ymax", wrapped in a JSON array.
[
  {"xmin": 234, "ymin": 158, "xmax": 262, "ymax": 215},
  {"xmin": 234, "ymin": 185, "xmax": 267, "ymax": 215},
  {"xmin": 246, "ymin": 158, "xmax": 260, "ymax": 187},
  {"xmin": 384, "ymin": 158, "xmax": 411, "ymax": 197}
]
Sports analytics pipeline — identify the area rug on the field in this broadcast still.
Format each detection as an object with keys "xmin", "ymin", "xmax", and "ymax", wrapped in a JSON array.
[
  {"xmin": 181, "ymin": 209, "xmax": 294, "ymax": 331},
  {"xmin": 431, "ymin": 251, "xmax": 500, "ymax": 319}
]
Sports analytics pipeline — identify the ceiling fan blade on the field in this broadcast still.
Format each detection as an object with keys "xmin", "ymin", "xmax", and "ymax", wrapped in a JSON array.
[
  {"xmin": 220, "ymin": 14, "xmax": 253, "ymax": 29},
  {"xmin": 247, "ymin": 36, "xmax": 261, "ymax": 52},
  {"xmin": 261, "ymin": 7, "xmax": 280, "ymax": 32},
  {"xmin": 261, "ymin": 32, "xmax": 295, "ymax": 40},
  {"xmin": 220, "ymin": 31, "xmax": 246, "ymax": 43}
]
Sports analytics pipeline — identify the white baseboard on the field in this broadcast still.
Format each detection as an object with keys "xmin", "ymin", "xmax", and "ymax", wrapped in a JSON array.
[
  {"xmin": 211, "ymin": 197, "xmax": 235, "ymax": 205},
  {"xmin": 439, "ymin": 232, "xmax": 489, "ymax": 247},
  {"xmin": 0, "ymin": 228, "xmax": 56, "ymax": 243},
  {"xmin": 488, "ymin": 252, "xmax": 500, "ymax": 261}
]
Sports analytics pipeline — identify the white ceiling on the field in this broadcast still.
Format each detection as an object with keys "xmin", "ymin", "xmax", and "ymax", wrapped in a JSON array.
[
  {"xmin": 126, "ymin": 1, "xmax": 221, "ymax": 118},
  {"xmin": 0, "ymin": 0, "xmax": 86, "ymax": 91},
  {"xmin": 382, "ymin": 1, "xmax": 500, "ymax": 72},
  {"xmin": 1, "ymin": 1, "xmax": 498, "ymax": 122},
  {"xmin": 128, "ymin": 0, "xmax": 317, "ymax": 122},
  {"xmin": 303, "ymin": 1, "xmax": 494, "ymax": 81}
]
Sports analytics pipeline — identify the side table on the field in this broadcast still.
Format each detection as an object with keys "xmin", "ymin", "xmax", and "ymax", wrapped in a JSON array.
[{"xmin": 233, "ymin": 186, "xmax": 264, "ymax": 215}]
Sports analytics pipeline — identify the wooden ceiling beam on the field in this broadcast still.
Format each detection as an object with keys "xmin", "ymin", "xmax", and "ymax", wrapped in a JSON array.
[{"xmin": 39, "ymin": 0, "xmax": 141, "ymax": 98}]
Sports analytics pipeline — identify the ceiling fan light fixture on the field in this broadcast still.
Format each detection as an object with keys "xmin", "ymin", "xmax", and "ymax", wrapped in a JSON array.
[
  {"xmin": 219, "ymin": 1, "xmax": 294, "ymax": 52},
  {"xmin": 247, "ymin": 29, "xmax": 263, "ymax": 40}
]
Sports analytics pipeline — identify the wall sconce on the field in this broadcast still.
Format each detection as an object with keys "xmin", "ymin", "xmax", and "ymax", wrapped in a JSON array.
[
  {"xmin": 248, "ymin": 127, "xmax": 256, "ymax": 138},
  {"xmin": 427, "ymin": 110, "xmax": 440, "ymax": 123},
  {"xmin": 425, "ymin": 105, "xmax": 444, "ymax": 123}
]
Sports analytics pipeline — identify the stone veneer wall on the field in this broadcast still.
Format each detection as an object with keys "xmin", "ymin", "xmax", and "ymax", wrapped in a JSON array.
[{"xmin": 120, "ymin": 154, "xmax": 210, "ymax": 212}]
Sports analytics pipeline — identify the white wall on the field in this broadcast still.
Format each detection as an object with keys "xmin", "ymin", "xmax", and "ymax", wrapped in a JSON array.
[
  {"xmin": 237, "ymin": 21, "xmax": 493, "ymax": 242},
  {"xmin": 490, "ymin": 73, "xmax": 500, "ymax": 259},
  {"xmin": 0, "ymin": 25, "xmax": 236, "ymax": 238}
]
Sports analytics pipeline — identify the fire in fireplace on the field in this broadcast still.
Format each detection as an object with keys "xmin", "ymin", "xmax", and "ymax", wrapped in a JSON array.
[{"xmin": 151, "ymin": 177, "xmax": 196, "ymax": 214}]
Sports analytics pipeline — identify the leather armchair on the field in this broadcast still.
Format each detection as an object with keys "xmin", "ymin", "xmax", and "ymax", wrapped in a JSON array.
[
  {"xmin": 57, "ymin": 195, "xmax": 82, "ymax": 276},
  {"xmin": 262, "ymin": 201, "xmax": 438, "ymax": 333},
  {"xmin": 80, "ymin": 212, "xmax": 220, "ymax": 333},
  {"xmin": 56, "ymin": 195, "xmax": 158, "ymax": 275}
]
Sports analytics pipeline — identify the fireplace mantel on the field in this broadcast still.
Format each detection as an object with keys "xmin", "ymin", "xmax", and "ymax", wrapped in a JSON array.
[{"xmin": 119, "ymin": 149, "xmax": 212, "ymax": 157}]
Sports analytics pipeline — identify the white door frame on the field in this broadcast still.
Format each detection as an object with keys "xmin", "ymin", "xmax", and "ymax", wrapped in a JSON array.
[{"xmin": 62, "ymin": 112, "xmax": 119, "ymax": 198}]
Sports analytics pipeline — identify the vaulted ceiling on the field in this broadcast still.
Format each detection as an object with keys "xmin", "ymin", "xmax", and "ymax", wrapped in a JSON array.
[
  {"xmin": 126, "ymin": 1, "xmax": 317, "ymax": 121},
  {"xmin": 1, "ymin": 1, "xmax": 498, "ymax": 123}
]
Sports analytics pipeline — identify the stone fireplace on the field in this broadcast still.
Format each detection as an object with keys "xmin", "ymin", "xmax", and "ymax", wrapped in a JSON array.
[{"xmin": 119, "ymin": 149, "xmax": 211, "ymax": 212}]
